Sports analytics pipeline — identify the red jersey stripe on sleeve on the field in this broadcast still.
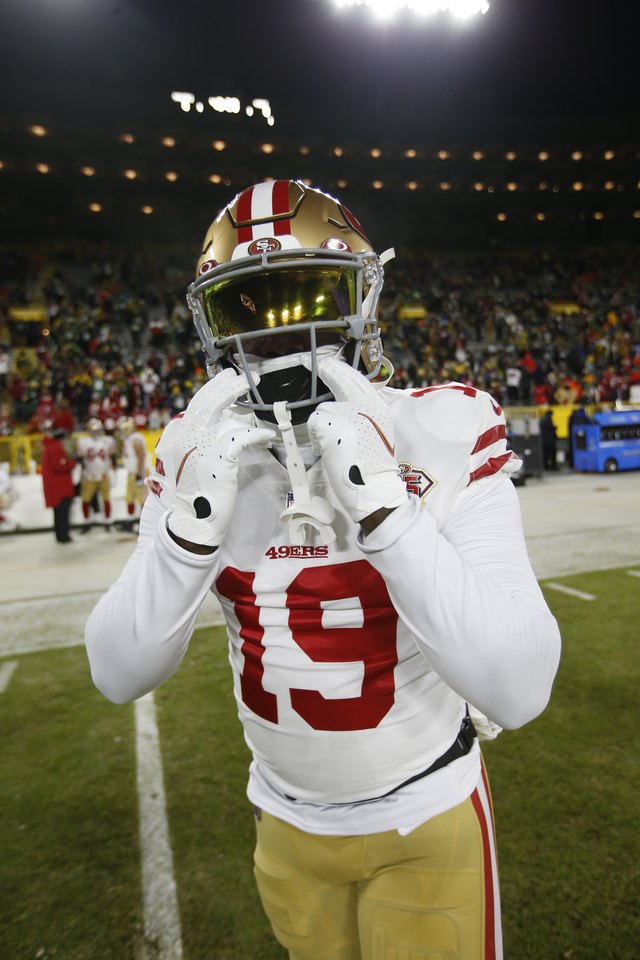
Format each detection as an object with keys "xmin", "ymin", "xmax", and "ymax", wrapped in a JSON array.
[
  {"xmin": 469, "ymin": 452, "xmax": 519, "ymax": 484},
  {"xmin": 411, "ymin": 383, "xmax": 478, "ymax": 399},
  {"xmin": 471, "ymin": 425, "xmax": 506, "ymax": 455}
]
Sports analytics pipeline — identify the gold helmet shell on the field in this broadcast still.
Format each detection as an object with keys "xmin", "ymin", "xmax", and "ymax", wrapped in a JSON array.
[
  {"xmin": 195, "ymin": 180, "xmax": 372, "ymax": 277},
  {"xmin": 86, "ymin": 417, "xmax": 103, "ymax": 434},
  {"xmin": 187, "ymin": 180, "xmax": 393, "ymax": 421},
  {"xmin": 116, "ymin": 416, "xmax": 136, "ymax": 436}
]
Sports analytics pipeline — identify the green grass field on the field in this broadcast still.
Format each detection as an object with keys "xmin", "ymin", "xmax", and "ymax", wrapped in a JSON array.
[{"xmin": 1, "ymin": 566, "xmax": 639, "ymax": 960}]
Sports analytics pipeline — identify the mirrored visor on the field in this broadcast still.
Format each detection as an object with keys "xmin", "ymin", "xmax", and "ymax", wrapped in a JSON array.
[{"xmin": 200, "ymin": 266, "xmax": 360, "ymax": 342}]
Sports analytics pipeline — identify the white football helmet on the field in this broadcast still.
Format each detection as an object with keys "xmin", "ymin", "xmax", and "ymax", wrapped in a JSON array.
[{"xmin": 187, "ymin": 180, "xmax": 393, "ymax": 423}]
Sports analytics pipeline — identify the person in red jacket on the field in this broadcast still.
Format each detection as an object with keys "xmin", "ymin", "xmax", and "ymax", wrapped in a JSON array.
[{"xmin": 41, "ymin": 429, "xmax": 77, "ymax": 543}]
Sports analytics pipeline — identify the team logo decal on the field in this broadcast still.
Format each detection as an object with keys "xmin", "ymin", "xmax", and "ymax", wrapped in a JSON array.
[
  {"xmin": 240, "ymin": 292, "xmax": 256, "ymax": 313},
  {"xmin": 321, "ymin": 238, "xmax": 352, "ymax": 252},
  {"xmin": 199, "ymin": 258, "xmax": 218, "ymax": 275},
  {"xmin": 398, "ymin": 461, "xmax": 436, "ymax": 500},
  {"xmin": 248, "ymin": 237, "xmax": 282, "ymax": 255}
]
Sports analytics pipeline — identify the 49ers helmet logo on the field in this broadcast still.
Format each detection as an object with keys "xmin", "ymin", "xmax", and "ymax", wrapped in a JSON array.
[
  {"xmin": 199, "ymin": 258, "xmax": 218, "ymax": 275},
  {"xmin": 248, "ymin": 237, "xmax": 282, "ymax": 255},
  {"xmin": 321, "ymin": 238, "xmax": 352, "ymax": 252}
]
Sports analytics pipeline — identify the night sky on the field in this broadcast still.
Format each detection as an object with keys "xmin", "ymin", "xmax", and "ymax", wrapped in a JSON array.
[{"xmin": 0, "ymin": 0, "xmax": 637, "ymax": 142}]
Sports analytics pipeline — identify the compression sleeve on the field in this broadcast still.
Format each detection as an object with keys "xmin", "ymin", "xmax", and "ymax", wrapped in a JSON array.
[
  {"xmin": 357, "ymin": 475, "xmax": 561, "ymax": 729},
  {"xmin": 85, "ymin": 492, "xmax": 221, "ymax": 704}
]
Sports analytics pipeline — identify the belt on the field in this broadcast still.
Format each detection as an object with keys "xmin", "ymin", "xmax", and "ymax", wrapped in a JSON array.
[
  {"xmin": 284, "ymin": 711, "xmax": 477, "ymax": 806},
  {"xmin": 375, "ymin": 711, "xmax": 477, "ymax": 801}
]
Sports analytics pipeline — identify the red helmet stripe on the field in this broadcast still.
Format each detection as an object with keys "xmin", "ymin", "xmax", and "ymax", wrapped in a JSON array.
[
  {"xmin": 236, "ymin": 186, "xmax": 255, "ymax": 243},
  {"xmin": 341, "ymin": 203, "xmax": 370, "ymax": 242},
  {"xmin": 272, "ymin": 180, "xmax": 292, "ymax": 236}
]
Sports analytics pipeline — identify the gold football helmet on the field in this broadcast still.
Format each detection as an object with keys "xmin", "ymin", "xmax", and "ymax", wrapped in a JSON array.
[
  {"xmin": 86, "ymin": 417, "xmax": 104, "ymax": 435},
  {"xmin": 116, "ymin": 416, "xmax": 136, "ymax": 436},
  {"xmin": 187, "ymin": 180, "xmax": 393, "ymax": 422}
]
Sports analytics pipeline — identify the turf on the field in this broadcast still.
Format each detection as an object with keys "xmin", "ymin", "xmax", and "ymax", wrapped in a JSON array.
[
  {"xmin": 489, "ymin": 568, "xmax": 640, "ymax": 960},
  {"xmin": 1, "ymin": 565, "xmax": 639, "ymax": 959},
  {"xmin": 0, "ymin": 648, "xmax": 144, "ymax": 959}
]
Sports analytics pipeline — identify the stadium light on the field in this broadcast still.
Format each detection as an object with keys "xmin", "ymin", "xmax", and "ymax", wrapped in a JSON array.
[{"xmin": 332, "ymin": 0, "xmax": 490, "ymax": 20}]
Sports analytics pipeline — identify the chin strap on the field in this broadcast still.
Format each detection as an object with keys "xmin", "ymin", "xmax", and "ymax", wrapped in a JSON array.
[{"xmin": 273, "ymin": 401, "xmax": 336, "ymax": 545}]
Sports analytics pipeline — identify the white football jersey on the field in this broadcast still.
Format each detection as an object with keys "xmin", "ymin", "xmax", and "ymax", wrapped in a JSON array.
[
  {"xmin": 122, "ymin": 432, "xmax": 149, "ymax": 476},
  {"xmin": 76, "ymin": 434, "xmax": 116, "ymax": 481},
  {"xmin": 86, "ymin": 380, "xmax": 560, "ymax": 834}
]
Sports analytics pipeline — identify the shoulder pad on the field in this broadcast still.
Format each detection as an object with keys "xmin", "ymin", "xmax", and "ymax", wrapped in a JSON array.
[{"xmin": 404, "ymin": 383, "xmax": 521, "ymax": 484}]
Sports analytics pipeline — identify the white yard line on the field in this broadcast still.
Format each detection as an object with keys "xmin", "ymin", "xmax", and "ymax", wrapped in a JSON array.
[
  {"xmin": 135, "ymin": 693, "xmax": 184, "ymax": 960},
  {"xmin": 626, "ymin": 570, "xmax": 640, "ymax": 578},
  {"xmin": 0, "ymin": 660, "xmax": 18, "ymax": 693},
  {"xmin": 0, "ymin": 592, "xmax": 225, "ymax": 659},
  {"xmin": 544, "ymin": 582, "xmax": 596, "ymax": 601},
  {"xmin": 0, "ymin": 636, "xmax": 85, "ymax": 657}
]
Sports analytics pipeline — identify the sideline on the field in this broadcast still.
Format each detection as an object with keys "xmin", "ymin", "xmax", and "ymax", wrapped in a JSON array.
[{"xmin": 0, "ymin": 616, "xmax": 225, "ymax": 658}]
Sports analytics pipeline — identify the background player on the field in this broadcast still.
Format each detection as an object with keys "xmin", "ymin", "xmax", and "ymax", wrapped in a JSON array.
[
  {"xmin": 86, "ymin": 181, "xmax": 561, "ymax": 960},
  {"xmin": 116, "ymin": 415, "xmax": 149, "ymax": 531},
  {"xmin": 76, "ymin": 417, "xmax": 116, "ymax": 533}
]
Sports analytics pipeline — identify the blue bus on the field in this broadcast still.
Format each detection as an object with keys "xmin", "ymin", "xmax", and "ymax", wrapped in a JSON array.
[{"xmin": 572, "ymin": 410, "xmax": 640, "ymax": 473}]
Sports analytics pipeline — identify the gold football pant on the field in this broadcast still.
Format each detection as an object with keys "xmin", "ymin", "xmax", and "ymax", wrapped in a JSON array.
[
  {"xmin": 253, "ymin": 764, "xmax": 502, "ymax": 960},
  {"xmin": 80, "ymin": 477, "xmax": 111, "ymax": 519},
  {"xmin": 125, "ymin": 472, "xmax": 147, "ymax": 512}
]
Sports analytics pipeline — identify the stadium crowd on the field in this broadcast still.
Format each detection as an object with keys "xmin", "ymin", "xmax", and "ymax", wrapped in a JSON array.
[{"xmin": 1, "ymin": 242, "xmax": 639, "ymax": 438}]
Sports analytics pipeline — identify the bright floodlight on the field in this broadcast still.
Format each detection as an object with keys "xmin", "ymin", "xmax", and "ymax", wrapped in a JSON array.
[{"xmin": 333, "ymin": 0, "xmax": 490, "ymax": 19}]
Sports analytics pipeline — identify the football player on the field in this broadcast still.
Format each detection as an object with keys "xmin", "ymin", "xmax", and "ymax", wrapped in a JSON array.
[
  {"xmin": 76, "ymin": 417, "xmax": 116, "ymax": 532},
  {"xmin": 86, "ymin": 181, "xmax": 561, "ymax": 960},
  {"xmin": 116, "ymin": 415, "xmax": 149, "ymax": 529}
]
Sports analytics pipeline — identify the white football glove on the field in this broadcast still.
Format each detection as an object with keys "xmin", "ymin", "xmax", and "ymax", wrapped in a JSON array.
[
  {"xmin": 167, "ymin": 369, "xmax": 274, "ymax": 547},
  {"xmin": 307, "ymin": 357, "xmax": 408, "ymax": 524}
]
